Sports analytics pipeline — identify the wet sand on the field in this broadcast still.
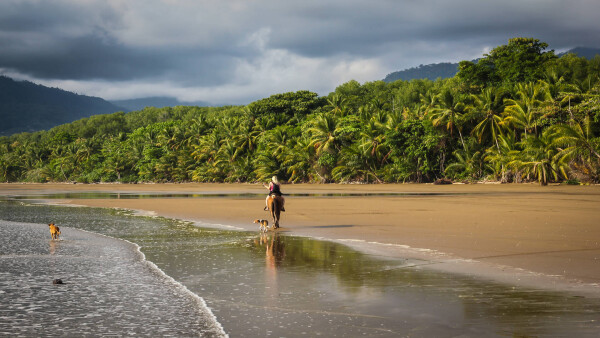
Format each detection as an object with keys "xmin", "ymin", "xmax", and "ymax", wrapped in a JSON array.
[
  {"xmin": 2, "ymin": 182, "xmax": 600, "ymax": 288},
  {"xmin": 0, "ymin": 219, "xmax": 224, "ymax": 336}
]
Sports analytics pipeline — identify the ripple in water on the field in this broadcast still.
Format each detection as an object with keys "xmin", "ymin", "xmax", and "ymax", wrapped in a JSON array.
[
  {"xmin": 0, "ymin": 219, "xmax": 225, "ymax": 337},
  {"xmin": 2, "ymin": 199, "xmax": 600, "ymax": 337}
]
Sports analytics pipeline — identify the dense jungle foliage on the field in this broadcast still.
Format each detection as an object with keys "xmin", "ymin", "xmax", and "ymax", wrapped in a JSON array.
[{"xmin": 1, "ymin": 38, "xmax": 600, "ymax": 184}]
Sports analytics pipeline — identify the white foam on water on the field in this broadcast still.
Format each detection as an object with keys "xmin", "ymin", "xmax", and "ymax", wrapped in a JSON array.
[
  {"xmin": 74, "ymin": 227, "xmax": 229, "ymax": 337},
  {"xmin": 191, "ymin": 221, "xmax": 245, "ymax": 231},
  {"xmin": 34, "ymin": 200, "xmax": 600, "ymax": 298}
]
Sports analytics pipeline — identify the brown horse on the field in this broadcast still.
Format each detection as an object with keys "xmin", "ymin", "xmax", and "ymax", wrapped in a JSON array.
[{"xmin": 266, "ymin": 195, "xmax": 283, "ymax": 228}]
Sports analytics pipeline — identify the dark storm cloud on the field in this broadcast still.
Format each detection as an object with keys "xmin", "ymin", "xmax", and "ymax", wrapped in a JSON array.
[
  {"xmin": 1, "ymin": 34, "xmax": 161, "ymax": 80},
  {"xmin": 266, "ymin": 0, "xmax": 600, "ymax": 58},
  {"xmin": 0, "ymin": 1, "xmax": 244, "ymax": 84},
  {"xmin": 1, "ymin": 0, "xmax": 599, "ymax": 103}
]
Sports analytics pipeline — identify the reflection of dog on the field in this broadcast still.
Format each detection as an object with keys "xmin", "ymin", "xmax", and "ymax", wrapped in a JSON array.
[
  {"xmin": 49, "ymin": 223, "xmax": 61, "ymax": 240},
  {"xmin": 254, "ymin": 219, "xmax": 269, "ymax": 233}
]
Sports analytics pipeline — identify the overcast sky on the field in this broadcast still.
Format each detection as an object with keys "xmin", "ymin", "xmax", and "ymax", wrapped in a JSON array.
[{"xmin": 1, "ymin": 0, "xmax": 599, "ymax": 105}]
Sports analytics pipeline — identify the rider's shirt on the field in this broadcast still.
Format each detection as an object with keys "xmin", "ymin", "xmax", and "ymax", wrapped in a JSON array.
[{"xmin": 270, "ymin": 182, "xmax": 282, "ymax": 196}]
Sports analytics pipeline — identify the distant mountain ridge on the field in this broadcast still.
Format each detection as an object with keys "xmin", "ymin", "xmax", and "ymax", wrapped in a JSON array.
[
  {"xmin": 383, "ymin": 62, "xmax": 460, "ymax": 82},
  {"xmin": 110, "ymin": 96, "xmax": 208, "ymax": 112},
  {"xmin": 2, "ymin": 46, "xmax": 599, "ymax": 137},
  {"xmin": 0, "ymin": 76, "xmax": 125, "ymax": 136},
  {"xmin": 383, "ymin": 46, "xmax": 600, "ymax": 82},
  {"xmin": 557, "ymin": 47, "xmax": 600, "ymax": 59}
]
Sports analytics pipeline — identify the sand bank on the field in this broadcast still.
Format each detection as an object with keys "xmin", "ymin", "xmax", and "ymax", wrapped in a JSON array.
[{"xmin": 2, "ymin": 182, "xmax": 600, "ymax": 288}]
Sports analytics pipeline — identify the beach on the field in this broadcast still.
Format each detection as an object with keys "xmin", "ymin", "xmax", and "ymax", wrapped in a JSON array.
[
  {"xmin": 0, "ymin": 218, "xmax": 225, "ymax": 337},
  {"xmin": 2, "ymin": 182, "xmax": 599, "ymax": 288},
  {"xmin": 3, "ymin": 182, "xmax": 600, "ymax": 336}
]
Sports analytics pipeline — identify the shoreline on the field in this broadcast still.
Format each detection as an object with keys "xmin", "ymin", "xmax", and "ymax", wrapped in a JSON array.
[
  {"xmin": 0, "ymin": 218, "xmax": 224, "ymax": 336},
  {"xmin": 2, "ymin": 182, "xmax": 600, "ymax": 295}
]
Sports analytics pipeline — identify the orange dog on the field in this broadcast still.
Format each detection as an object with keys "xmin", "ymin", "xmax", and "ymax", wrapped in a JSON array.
[
  {"xmin": 253, "ymin": 219, "xmax": 269, "ymax": 233},
  {"xmin": 48, "ymin": 223, "xmax": 61, "ymax": 240}
]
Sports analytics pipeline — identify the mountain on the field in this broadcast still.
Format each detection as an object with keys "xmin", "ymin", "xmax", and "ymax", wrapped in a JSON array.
[
  {"xmin": 557, "ymin": 47, "xmax": 600, "ymax": 59},
  {"xmin": 383, "ymin": 62, "xmax": 460, "ymax": 82},
  {"xmin": 383, "ymin": 47, "xmax": 600, "ymax": 82},
  {"xmin": 110, "ymin": 96, "xmax": 208, "ymax": 111},
  {"xmin": 0, "ymin": 76, "xmax": 125, "ymax": 136}
]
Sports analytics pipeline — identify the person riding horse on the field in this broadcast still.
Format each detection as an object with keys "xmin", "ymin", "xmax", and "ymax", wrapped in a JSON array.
[{"xmin": 264, "ymin": 176, "xmax": 285, "ymax": 212}]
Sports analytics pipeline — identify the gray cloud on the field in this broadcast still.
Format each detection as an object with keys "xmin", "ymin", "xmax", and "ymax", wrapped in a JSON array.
[{"xmin": 1, "ymin": 0, "xmax": 599, "ymax": 104}]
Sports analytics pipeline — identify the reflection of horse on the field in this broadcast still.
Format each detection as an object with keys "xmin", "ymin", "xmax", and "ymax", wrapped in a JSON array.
[
  {"xmin": 266, "ymin": 195, "xmax": 283, "ymax": 228},
  {"xmin": 259, "ymin": 232, "xmax": 285, "ymax": 267}
]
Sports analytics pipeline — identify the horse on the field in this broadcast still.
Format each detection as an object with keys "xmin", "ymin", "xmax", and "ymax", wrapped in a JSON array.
[{"xmin": 266, "ymin": 195, "xmax": 283, "ymax": 228}]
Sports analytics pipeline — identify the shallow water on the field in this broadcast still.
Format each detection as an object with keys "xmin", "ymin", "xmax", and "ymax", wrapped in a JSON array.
[
  {"xmin": 0, "ymin": 218, "xmax": 224, "ymax": 336},
  {"xmin": 5, "ymin": 191, "xmax": 465, "ymax": 200},
  {"xmin": 1, "ymin": 200, "xmax": 600, "ymax": 337}
]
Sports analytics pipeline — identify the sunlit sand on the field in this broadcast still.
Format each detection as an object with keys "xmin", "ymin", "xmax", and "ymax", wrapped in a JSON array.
[{"xmin": 3, "ymin": 183, "xmax": 599, "ymax": 289}]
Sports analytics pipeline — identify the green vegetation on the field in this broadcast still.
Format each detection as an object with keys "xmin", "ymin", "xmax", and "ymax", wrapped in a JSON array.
[{"xmin": 1, "ymin": 38, "xmax": 600, "ymax": 184}]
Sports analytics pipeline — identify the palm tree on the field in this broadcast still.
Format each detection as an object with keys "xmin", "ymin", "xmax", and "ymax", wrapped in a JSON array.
[
  {"xmin": 503, "ymin": 82, "xmax": 549, "ymax": 139},
  {"xmin": 283, "ymin": 136, "xmax": 315, "ymax": 182},
  {"xmin": 358, "ymin": 119, "xmax": 389, "ymax": 167},
  {"xmin": 484, "ymin": 133, "xmax": 519, "ymax": 182},
  {"xmin": 213, "ymin": 138, "xmax": 241, "ymax": 180},
  {"xmin": 428, "ymin": 89, "xmax": 466, "ymax": 145},
  {"xmin": 184, "ymin": 116, "xmax": 211, "ymax": 146},
  {"xmin": 233, "ymin": 125, "xmax": 260, "ymax": 153},
  {"xmin": 466, "ymin": 87, "xmax": 507, "ymax": 151},
  {"xmin": 557, "ymin": 76, "xmax": 597, "ymax": 121},
  {"xmin": 333, "ymin": 142, "xmax": 380, "ymax": 183},
  {"xmin": 326, "ymin": 94, "xmax": 347, "ymax": 116},
  {"xmin": 444, "ymin": 144, "xmax": 486, "ymax": 180},
  {"xmin": 262, "ymin": 126, "xmax": 292, "ymax": 160},
  {"xmin": 191, "ymin": 130, "xmax": 223, "ymax": 173},
  {"xmin": 0, "ymin": 153, "xmax": 22, "ymax": 182},
  {"xmin": 305, "ymin": 114, "xmax": 341, "ymax": 156},
  {"xmin": 509, "ymin": 128, "xmax": 564, "ymax": 185},
  {"xmin": 551, "ymin": 116, "xmax": 600, "ymax": 180},
  {"xmin": 419, "ymin": 89, "xmax": 437, "ymax": 112}
]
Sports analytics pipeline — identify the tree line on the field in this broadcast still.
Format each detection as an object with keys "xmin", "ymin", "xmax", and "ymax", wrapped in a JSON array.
[{"xmin": 1, "ymin": 38, "xmax": 599, "ymax": 185}]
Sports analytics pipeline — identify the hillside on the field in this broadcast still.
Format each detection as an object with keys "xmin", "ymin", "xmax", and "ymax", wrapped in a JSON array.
[
  {"xmin": 383, "ymin": 47, "xmax": 600, "ymax": 82},
  {"xmin": 0, "ymin": 76, "xmax": 124, "ymax": 136},
  {"xmin": 110, "ymin": 96, "xmax": 208, "ymax": 111},
  {"xmin": 558, "ymin": 47, "xmax": 600, "ymax": 59},
  {"xmin": 383, "ymin": 62, "xmax": 459, "ymax": 82}
]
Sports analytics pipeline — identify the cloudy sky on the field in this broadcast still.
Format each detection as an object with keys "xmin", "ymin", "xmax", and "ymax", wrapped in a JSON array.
[{"xmin": 1, "ymin": 0, "xmax": 599, "ymax": 105}]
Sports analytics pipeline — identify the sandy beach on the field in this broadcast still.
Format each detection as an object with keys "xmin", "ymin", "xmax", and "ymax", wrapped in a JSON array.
[{"xmin": 2, "ymin": 182, "xmax": 600, "ymax": 288}]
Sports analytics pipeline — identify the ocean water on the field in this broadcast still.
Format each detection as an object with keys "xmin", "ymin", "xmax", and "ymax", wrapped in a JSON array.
[
  {"xmin": 1, "ymin": 199, "xmax": 600, "ymax": 337},
  {"xmin": 0, "ymin": 220, "xmax": 224, "ymax": 336}
]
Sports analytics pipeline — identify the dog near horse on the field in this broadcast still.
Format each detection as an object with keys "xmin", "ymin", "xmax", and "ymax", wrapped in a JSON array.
[{"xmin": 254, "ymin": 219, "xmax": 270, "ymax": 233}]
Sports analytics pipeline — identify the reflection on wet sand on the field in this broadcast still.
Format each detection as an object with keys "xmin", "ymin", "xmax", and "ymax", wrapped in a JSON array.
[
  {"xmin": 2, "ymin": 200, "xmax": 600, "ymax": 337},
  {"xmin": 260, "ymin": 232, "xmax": 285, "ymax": 306}
]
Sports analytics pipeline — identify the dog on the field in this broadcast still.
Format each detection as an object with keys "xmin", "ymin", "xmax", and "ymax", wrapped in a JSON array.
[
  {"xmin": 253, "ymin": 219, "xmax": 270, "ymax": 233},
  {"xmin": 48, "ymin": 223, "xmax": 61, "ymax": 240}
]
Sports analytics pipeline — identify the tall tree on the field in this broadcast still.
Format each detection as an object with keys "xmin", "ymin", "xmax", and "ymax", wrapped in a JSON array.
[
  {"xmin": 467, "ymin": 87, "xmax": 507, "ymax": 151},
  {"xmin": 457, "ymin": 38, "xmax": 556, "ymax": 86}
]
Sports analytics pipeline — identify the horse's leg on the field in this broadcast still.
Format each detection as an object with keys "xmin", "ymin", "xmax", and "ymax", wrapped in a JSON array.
[
  {"xmin": 267, "ymin": 196, "xmax": 276, "ymax": 226},
  {"xmin": 274, "ymin": 197, "xmax": 281, "ymax": 228}
]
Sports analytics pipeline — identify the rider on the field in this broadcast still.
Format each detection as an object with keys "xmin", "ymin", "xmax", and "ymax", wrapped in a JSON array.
[{"xmin": 263, "ymin": 175, "xmax": 285, "ymax": 212}]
